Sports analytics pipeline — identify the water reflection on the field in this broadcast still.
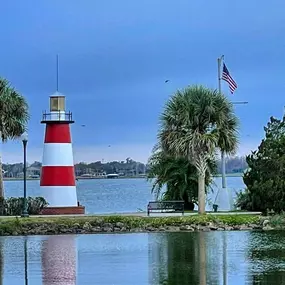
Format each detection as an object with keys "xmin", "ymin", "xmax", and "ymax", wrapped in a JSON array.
[
  {"xmin": 150, "ymin": 231, "xmax": 285, "ymax": 285},
  {"xmin": 1, "ymin": 231, "xmax": 285, "ymax": 284},
  {"xmin": 149, "ymin": 232, "xmax": 222, "ymax": 285},
  {"xmin": 247, "ymin": 231, "xmax": 285, "ymax": 284},
  {"xmin": 41, "ymin": 235, "xmax": 77, "ymax": 285},
  {"xmin": 222, "ymin": 233, "xmax": 227, "ymax": 285},
  {"xmin": 24, "ymin": 237, "xmax": 28, "ymax": 285},
  {"xmin": 0, "ymin": 239, "xmax": 3, "ymax": 285}
]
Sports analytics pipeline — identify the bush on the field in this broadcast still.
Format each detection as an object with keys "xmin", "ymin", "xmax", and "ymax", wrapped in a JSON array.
[
  {"xmin": 235, "ymin": 189, "xmax": 253, "ymax": 211},
  {"xmin": 241, "ymin": 117, "xmax": 285, "ymax": 213},
  {"xmin": 0, "ymin": 197, "xmax": 48, "ymax": 216}
]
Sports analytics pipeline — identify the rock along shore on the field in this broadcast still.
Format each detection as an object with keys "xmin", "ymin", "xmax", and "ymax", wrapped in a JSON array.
[{"xmin": 0, "ymin": 214, "xmax": 276, "ymax": 236}]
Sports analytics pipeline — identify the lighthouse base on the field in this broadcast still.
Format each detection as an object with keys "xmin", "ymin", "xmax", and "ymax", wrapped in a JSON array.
[{"xmin": 40, "ymin": 205, "xmax": 85, "ymax": 215}]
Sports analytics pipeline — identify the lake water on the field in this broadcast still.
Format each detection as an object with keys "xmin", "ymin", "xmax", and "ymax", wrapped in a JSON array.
[
  {"xmin": 2, "ymin": 231, "xmax": 285, "ymax": 285},
  {"xmin": 4, "ymin": 177, "xmax": 245, "ymax": 213}
]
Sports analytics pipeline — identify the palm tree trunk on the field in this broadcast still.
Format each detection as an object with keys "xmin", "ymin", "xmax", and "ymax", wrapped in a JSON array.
[
  {"xmin": 221, "ymin": 151, "xmax": 226, "ymax": 188},
  {"xmin": 198, "ymin": 172, "xmax": 206, "ymax": 214},
  {"xmin": 0, "ymin": 152, "xmax": 4, "ymax": 198}
]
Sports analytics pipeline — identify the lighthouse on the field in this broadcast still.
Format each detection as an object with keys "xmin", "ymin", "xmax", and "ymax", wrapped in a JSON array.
[{"xmin": 40, "ymin": 92, "xmax": 85, "ymax": 215}]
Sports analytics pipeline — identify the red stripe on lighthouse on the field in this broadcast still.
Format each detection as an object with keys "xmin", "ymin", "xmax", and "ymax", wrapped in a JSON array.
[
  {"xmin": 44, "ymin": 124, "xmax": 71, "ymax": 143},
  {"xmin": 40, "ymin": 166, "xmax": 76, "ymax": 186}
]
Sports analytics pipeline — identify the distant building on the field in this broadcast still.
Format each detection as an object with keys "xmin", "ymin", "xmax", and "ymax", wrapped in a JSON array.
[
  {"xmin": 106, "ymin": 174, "xmax": 119, "ymax": 179},
  {"xmin": 27, "ymin": 166, "xmax": 41, "ymax": 177}
]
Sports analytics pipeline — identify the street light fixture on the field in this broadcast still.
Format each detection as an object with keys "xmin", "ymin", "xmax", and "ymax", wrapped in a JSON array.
[{"xmin": 21, "ymin": 132, "xmax": 29, "ymax": 218}]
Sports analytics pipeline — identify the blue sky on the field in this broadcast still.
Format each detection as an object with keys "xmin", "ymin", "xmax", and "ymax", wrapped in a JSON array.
[{"xmin": 1, "ymin": 0, "xmax": 285, "ymax": 163}]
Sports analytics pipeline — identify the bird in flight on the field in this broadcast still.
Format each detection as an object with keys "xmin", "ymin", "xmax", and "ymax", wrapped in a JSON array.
[
  {"xmin": 81, "ymin": 124, "xmax": 86, "ymax": 127},
  {"xmin": 165, "ymin": 80, "xmax": 170, "ymax": 83}
]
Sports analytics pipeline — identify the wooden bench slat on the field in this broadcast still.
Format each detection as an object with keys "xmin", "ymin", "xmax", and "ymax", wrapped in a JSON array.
[{"xmin": 147, "ymin": 201, "xmax": 184, "ymax": 216}]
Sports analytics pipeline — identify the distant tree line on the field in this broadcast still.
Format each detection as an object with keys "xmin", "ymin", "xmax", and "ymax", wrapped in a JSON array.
[
  {"xmin": 2, "ymin": 158, "xmax": 147, "ymax": 177},
  {"xmin": 1, "ymin": 155, "xmax": 248, "ymax": 178},
  {"xmin": 74, "ymin": 158, "xmax": 146, "ymax": 176},
  {"xmin": 216, "ymin": 156, "xmax": 248, "ymax": 174}
]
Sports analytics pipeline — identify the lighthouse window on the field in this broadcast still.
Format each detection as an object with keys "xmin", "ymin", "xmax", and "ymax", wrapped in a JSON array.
[
  {"xmin": 50, "ymin": 97, "xmax": 59, "ymax": 111},
  {"xmin": 58, "ymin": 97, "xmax": 65, "ymax": 111}
]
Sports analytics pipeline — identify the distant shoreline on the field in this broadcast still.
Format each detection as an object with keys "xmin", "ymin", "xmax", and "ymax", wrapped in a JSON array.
[
  {"xmin": 3, "ymin": 173, "xmax": 243, "ymax": 181},
  {"xmin": 213, "ymin": 173, "xmax": 243, "ymax": 178}
]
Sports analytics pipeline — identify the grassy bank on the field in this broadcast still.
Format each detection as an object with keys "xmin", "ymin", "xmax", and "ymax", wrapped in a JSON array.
[{"xmin": 0, "ymin": 214, "xmax": 269, "ymax": 236}]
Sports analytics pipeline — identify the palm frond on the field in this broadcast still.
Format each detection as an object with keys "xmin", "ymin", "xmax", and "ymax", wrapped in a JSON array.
[
  {"xmin": 0, "ymin": 79, "xmax": 29, "ymax": 142},
  {"xmin": 157, "ymin": 85, "xmax": 239, "ymax": 172}
]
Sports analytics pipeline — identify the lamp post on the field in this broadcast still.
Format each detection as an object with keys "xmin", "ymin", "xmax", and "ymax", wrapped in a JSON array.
[{"xmin": 21, "ymin": 132, "xmax": 29, "ymax": 218}]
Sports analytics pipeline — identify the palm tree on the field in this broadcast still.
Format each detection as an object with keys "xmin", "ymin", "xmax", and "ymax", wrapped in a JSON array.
[
  {"xmin": 147, "ymin": 148, "xmax": 216, "ymax": 210},
  {"xmin": 158, "ymin": 85, "xmax": 238, "ymax": 214},
  {"xmin": 0, "ymin": 78, "xmax": 29, "ymax": 197}
]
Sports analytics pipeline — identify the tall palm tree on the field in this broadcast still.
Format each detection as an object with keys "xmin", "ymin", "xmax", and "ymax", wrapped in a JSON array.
[
  {"xmin": 147, "ymin": 148, "xmax": 216, "ymax": 209},
  {"xmin": 0, "ymin": 78, "xmax": 29, "ymax": 197},
  {"xmin": 158, "ymin": 85, "xmax": 238, "ymax": 214}
]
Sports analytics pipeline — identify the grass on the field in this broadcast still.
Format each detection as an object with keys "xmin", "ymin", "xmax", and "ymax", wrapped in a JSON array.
[
  {"xmin": 184, "ymin": 210, "xmax": 251, "ymax": 213},
  {"xmin": 0, "ymin": 214, "xmax": 263, "ymax": 236}
]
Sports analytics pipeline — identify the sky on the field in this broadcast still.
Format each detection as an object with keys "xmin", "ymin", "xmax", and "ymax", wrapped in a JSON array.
[{"xmin": 0, "ymin": 0, "xmax": 285, "ymax": 164}]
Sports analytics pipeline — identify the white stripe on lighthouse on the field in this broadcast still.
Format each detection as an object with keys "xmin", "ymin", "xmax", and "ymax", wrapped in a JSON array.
[
  {"xmin": 42, "ymin": 143, "xmax": 74, "ymax": 166},
  {"xmin": 41, "ymin": 186, "xmax": 78, "ymax": 207}
]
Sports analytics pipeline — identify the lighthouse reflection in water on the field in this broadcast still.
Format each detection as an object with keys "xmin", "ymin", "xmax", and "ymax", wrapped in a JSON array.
[{"xmin": 41, "ymin": 235, "xmax": 77, "ymax": 285}]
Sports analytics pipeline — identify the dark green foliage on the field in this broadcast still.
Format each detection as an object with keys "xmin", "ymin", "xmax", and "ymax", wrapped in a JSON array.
[
  {"xmin": 236, "ymin": 117, "xmax": 285, "ymax": 213},
  {"xmin": 0, "ymin": 78, "xmax": 29, "ymax": 198},
  {"xmin": 0, "ymin": 196, "xmax": 48, "ymax": 216},
  {"xmin": 75, "ymin": 158, "xmax": 145, "ymax": 175},
  {"xmin": 147, "ymin": 150, "xmax": 216, "ymax": 209}
]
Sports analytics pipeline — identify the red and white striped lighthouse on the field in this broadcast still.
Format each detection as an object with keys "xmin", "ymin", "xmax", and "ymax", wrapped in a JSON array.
[{"xmin": 40, "ymin": 92, "xmax": 85, "ymax": 215}]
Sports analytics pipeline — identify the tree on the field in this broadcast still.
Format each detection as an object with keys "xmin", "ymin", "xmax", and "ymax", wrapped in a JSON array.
[
  {"xmin": 158, "ymin": 85, "xmax": 238, "ymax": 214},
  {"xmin": 0, "ymin": 78, "xmax": 29, "ymax": 197},
  {"xmin": 236, "ymin": 116, "xmax": 285, "ymax": 213},
  {"xmin": 147, "ymin": 149, "xmax": 216, "ymax": 210}
]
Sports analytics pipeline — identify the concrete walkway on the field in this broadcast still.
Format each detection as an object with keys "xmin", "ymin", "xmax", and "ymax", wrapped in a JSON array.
[{"xmin": 0, "ymin": 211, "xmax": 262, "ymax": 219}]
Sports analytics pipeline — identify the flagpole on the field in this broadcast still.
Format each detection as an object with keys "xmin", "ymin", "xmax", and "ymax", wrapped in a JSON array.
[
  {"xmin": 56, "ymin": 54, "xmax": 59, "ymax": 92},
  {"xmin": 218, "ymin": 55, "xmax": 227, "ymax": 189}
]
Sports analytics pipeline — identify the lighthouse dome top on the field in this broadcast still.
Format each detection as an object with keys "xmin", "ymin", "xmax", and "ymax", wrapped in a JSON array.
[{"xmin": 50, "ymin": 91, "xmax": 65, "ymax": 98}]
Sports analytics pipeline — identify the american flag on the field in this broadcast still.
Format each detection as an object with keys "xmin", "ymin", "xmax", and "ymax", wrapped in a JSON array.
[{"xmin": 222, "ymin": 63, "xmax": 237, "ymax": 94}]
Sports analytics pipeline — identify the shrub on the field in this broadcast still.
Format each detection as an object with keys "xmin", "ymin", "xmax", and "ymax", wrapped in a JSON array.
[
  {"xmin": 235, "ymin": 189, "xmax": 253, "ymax": 211},
  {"xmin": 0, "ymin": 197, "xmax": 48, "ymax": 216},
  {"xmin": 241, "ymin": 117, "xmax": 285, "ymax": 213}
]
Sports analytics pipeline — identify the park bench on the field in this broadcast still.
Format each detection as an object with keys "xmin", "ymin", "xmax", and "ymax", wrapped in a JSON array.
[{"xmin": 147, "ymin": 201, "xmax": 184, "ymax": 216}]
